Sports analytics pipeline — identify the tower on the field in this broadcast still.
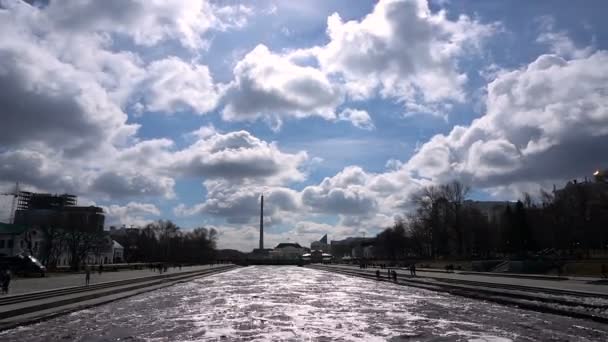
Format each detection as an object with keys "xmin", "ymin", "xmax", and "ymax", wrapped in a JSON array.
[{"xmin": 259, "ymin": 194, "xmax": 264, "ymax": 250}]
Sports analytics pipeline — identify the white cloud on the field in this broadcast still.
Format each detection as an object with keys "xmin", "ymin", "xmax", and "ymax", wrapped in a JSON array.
[
  {"xmin": 220, "ymin": 0, "xmax": 495, "ymax": 128},
  {"xmin": 175, "ymin": 183, "xmax": 301, "ymax": 225},
  {"xmin": 337, "ymin": 108, "xmax": 375, "ymax": 130},
  {"xmin": 43, "ymin": 0, "xmax": 252, "ymax": 49},
  {"xmin": 536, "ymin": 16, "xmax": 593, "ymax": 59},
  {"xmin": 171, "ymin": 130, "xmax": 308, "ymax": 184},
  {"xmin": 136, "ymin": 57, "xmax": 221, "ymax": 114},
  {"xmin": 222, "ymin": 45, "xmax": 343, "ymax": 129},
  {"xmin": 406, "ymin": 52, "xmax": 608, "ymax": 189},
  {"xmin": 188, "ymin": 124, "xmax": 218, "ymax": 140},
  {"xmin": 315, "ymin": 0, "xmax": 495, "ymax": 104},
  {"xmin": 102, "ymin": 202, "xmax": 161, "ymax": 227}
]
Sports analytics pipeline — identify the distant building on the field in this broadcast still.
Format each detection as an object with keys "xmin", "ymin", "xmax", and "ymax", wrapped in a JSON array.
[
  {"xmin": 271, "ymin": 243, "xmax": 305, "ymax": 260},
  {"xmin": 310, "ymin": 234, "xmax": 330, "ymax": 253},
  {"xmin": 302, "ymin": 250, "xmax": 332, "ymax": 263},
  {"xmin": 0, "ymin": 222, "xmax": 44, "ymax": 258},
  {"xmin": 330, "ymin": 237, "xmax": 375, "ymax": 259},
  {"xmin": 14, "ymin": 192, "xmax": 104, "ymax": 233}
]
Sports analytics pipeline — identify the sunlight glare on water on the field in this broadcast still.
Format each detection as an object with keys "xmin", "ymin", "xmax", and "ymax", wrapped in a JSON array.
[{"xmin": 2, "ymin": 266, "xmax": 608, "ymax": 341}]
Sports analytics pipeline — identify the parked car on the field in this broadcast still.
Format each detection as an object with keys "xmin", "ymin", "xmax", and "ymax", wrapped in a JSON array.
[{"xmin": 0, "ymin": 254, "xmax": 46, "ymax": 277}]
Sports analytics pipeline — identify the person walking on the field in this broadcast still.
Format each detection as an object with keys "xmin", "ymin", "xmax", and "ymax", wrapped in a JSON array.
[
  {"xmin": 411, "ymin": 263, "xmax": 416, "ymax": 276},
  {"xmin": 0, "ymin": 268, "xmax": 7, "ymax": 294},
  {"xmin": 392, "ymin": 270, "xmax": 397, "ymax": 282},
  {"xmin": 98, "ymin": 263, "xmax": 103, "ymax": 275},
  {"xmin": 0, "ymin": 268, "xmax": 5, "ymax": 295},
  {"xmin": 376, "ymin": 269, "xmax": 380, "ymax": 279},
  {"xmin": 2, "ymin": 269, "xmax": 10, "ymax": 294},
  {"xmin": 85, "ymin": 265, "xmax": 91, "ymax": 286}
]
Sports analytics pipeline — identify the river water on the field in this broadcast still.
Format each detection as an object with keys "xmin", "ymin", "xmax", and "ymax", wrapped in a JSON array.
[{"xmin": 2, "ymin": 266, "xmax": 608, "ymax": 341}]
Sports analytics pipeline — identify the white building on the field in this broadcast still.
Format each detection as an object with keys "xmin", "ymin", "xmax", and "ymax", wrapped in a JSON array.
[
  {"xmin": 0, "ymin": 222, "xmax": 124, "ymax": 266},
  {"xmin": 0, "ymin": 222, "xmax": 45, "ymax": 258}
]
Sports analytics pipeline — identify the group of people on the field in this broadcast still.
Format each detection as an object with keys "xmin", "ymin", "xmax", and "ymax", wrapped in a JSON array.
[
  {"xmin": 83, "ymin": 263, "xmax": 106, "ymax": 286},
  {"xmin": 375, "ymin": 269, "xmax": 399, "ymax": 282},
  {"xmin": 0, "ymin": 268, "xmax": 12, "ymax": 294}
]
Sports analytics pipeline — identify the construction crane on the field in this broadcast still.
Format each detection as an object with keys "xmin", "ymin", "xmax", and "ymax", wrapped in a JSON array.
[{"xmin": 0, "ymin": 182, "xmax": 21, "ymax": 224}]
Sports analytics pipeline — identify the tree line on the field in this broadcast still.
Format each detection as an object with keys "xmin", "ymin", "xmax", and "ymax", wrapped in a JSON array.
[
  {"xmin": 111, "ymin": 220, "xmax": 217, "ymax": 265},
  {"xmin": 31, "ymin": 219, "xmax": 217, "ymax": 270},
  {"xmin": 374, "ymin": 179, "xmax": 608, "ymax": 260}
]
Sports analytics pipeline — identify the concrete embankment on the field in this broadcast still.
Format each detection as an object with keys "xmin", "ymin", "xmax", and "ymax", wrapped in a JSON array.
[
  {"xmin": 308, "ymin": 264, "xmax": 608, "ymax": 323},
  {"xmin": 0, "ymin": 264, "xmax": 239, "ymax": 331}
]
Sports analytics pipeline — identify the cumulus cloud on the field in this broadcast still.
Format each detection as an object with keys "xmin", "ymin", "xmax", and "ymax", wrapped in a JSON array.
[
  {"xmin": 406, "ymin": 52, "xmax": 608, "ymax": 190},
  {"xmin": 222, "ymin": 45, "xmax": 342, "ymax": 129},
  {"xmin": 136, "ymin": 57, "xmax": 221, "ymax": 114},
  {"xmin": 220, "ymin": 0, "xmax": 495, "ymax": 128},
  {"xmin": 536, "ymin": 16, "xmax": 593, "ymax": 59},
  {"xmin": 337, "ymin": 108, "xmax": 375, "ymax": 130},
  {"xmin": 42, "ymin": 0, "xmax": 252, "ymax": 49},
  {"xmin": 302, "ymin": 166, "xmax": 378, "ymax": 216},
  {"xmin": 0, "ymin": 149, "xmax": 82, "ymax": 193},
  {"xmin": 89, "ymin": 171, "xmax": 176, "ymax": 199},
  {"xmin": 315, "ymin": 0, "xmax": 495, "ymax": 104},
  {"xmin": 188, "ymin": 124, "xmax": 218, "ymax": 140},
  {"xmin": 0, "ymin": 8, "xmax": 138, "ymax": 155},
  {"xmin": 175, "ymin": 182, "xmax": 301, "ymax": 225},
  {"xmin": 0, "ymin": 1, "xmax": 261, "ymax": 200},
  {"xmin": 171, "ymin": 130, "xmax": 308, "ymax": 184},
  {"xmin": 102, "ymin": 202, "xmax": 161, "ymax": 227}
]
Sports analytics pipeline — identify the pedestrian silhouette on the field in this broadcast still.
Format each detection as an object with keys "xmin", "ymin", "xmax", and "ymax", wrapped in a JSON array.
[
  {"xmin": 392, "ymin": 270, "xmax": 397, "ymax": 282},
  {"xmin": 1, "ymin": 269, "xmax": 10, "ymax": 294},
  {"xmin": 85, "ymin": 265, "xmax": 91, "ymax": 286},
  {"xmin": 376, "ymin": 269, "xmax": 380, "ymax": 279}
]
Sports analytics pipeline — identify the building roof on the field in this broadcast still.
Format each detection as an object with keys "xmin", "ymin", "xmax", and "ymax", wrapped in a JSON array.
[
  {"xmin": 112, "ymin": 240, "xmax": 124, "ymax": 249},
  {"xmin": 274, "ymin": 242, "xmax": 302, "ymax": 249},
  {"xmin": 0, "ymin": 222, "xmax": 29, "ymax": 235}
]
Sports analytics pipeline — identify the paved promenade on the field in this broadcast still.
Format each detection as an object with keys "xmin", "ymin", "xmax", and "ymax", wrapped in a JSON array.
[
  {"xmin": 329, "ymin": 264, "xmax": 608, "ymax": 295},
  {"xmin": 5, "ymin": 264, "xmax": 221, "ymax": 295}
]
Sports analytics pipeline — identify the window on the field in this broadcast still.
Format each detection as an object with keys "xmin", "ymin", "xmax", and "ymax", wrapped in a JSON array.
[
  {"xmin": 0, "ymin": 240, "xmax": 4, "ymax": 248},
  {"xmin": 8, "ymin": 240, "xmax": 13, "ymax": 248}
]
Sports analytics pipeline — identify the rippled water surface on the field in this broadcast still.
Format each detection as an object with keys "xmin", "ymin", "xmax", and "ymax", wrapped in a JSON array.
[{"xmin": 2, "ymin": 266, "xmax": 608, "ymax": 341}]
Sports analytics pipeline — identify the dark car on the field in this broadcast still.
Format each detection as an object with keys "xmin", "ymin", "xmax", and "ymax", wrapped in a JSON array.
[{"xmin": 0, "ymin": 254, "xmax": 46, "ymax": 277}]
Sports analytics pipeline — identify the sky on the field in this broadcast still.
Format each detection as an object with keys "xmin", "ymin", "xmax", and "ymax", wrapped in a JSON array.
[{"xmin": 0, "ymin": 0, "xmax": 607, "ymax": 251}]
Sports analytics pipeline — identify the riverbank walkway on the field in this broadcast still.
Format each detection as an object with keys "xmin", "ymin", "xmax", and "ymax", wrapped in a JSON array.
[
  {"xmin": 327, "ymin": 264, "xmax": 608, "ymax": 295},
  {"xmin": 5, "ymin": 264, "xmax": 223, "ymax": 295}
]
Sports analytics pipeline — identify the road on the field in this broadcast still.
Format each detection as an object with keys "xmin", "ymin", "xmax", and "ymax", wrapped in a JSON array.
[{"xmin": 1, "ymin": 266, "xmax": 607, "ymax": 341}]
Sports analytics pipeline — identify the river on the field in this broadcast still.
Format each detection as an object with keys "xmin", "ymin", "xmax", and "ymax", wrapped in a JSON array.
[{"xmin": 2, "ymin": 266, "xmax": 607, "ymax": 341}]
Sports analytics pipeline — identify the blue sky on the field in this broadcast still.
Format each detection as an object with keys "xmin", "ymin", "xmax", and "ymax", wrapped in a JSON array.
[{"xmin": 1, "ymin": 0, "xmax": 607, "ymax": 251}]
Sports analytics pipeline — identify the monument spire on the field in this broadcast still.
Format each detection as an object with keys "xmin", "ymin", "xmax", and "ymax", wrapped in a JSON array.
[{"xmin": 259, "ymin": 194, "xmax": 264, "ymax": 250}]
